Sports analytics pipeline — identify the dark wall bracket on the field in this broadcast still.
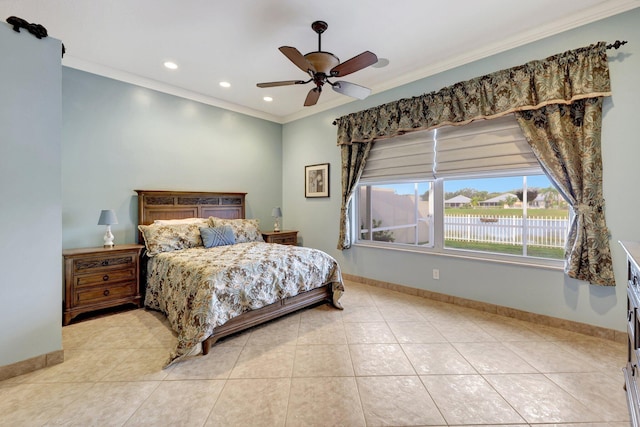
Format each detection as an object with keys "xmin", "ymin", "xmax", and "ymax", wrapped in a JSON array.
[
  {"xmin": 5, "ymin": 15, "xmax": 65, "ymax": 57},
  {"xmin": 6, "ymin": 16, "xmax": 48, "ymax": 39}
]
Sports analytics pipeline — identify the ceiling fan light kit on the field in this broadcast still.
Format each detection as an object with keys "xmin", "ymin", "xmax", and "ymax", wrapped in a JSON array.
[
  {"xmin": 304, "ymin": 51, "xmax": 339, "ymax": 75},
  {"xmin": 257, "ymin": 20, "xmax": 378, "ymax": 106}
]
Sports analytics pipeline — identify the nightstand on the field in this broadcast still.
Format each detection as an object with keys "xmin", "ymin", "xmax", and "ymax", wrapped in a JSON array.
[
  {"xmin": 262, "ymin": 230, "xmax": 298, "ymax": 246},
  {"xmin": 62, "ymin": 244, "xmax": 144, "ymax": 325}
]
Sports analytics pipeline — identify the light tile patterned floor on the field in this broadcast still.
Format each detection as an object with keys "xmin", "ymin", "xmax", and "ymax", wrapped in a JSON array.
[{"xmin": 0, "ymin": 280, "xmax": 630, "ymax": 426}]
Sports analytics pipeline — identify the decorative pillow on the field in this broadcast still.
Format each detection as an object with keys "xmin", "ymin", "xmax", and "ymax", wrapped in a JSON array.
[
  {"xmin": 200, "ymin": 226, "xmax": 236, "ymax": 248},
  {"xmin": 138, "ymin": 223, "xmax": 204, "ymax": 256},
  {"xmin": 154, "ymin": 218, "xmax": 209, "ymax": 225},
  {"xmin": 211, "ymin": 218, "xmax": 264, "ymax": 243}
]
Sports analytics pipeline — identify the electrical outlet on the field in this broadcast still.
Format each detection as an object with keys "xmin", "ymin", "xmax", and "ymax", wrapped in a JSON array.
[{"xmin": 433, "ymin": 269, "xmax": 439, "ymax": 280}]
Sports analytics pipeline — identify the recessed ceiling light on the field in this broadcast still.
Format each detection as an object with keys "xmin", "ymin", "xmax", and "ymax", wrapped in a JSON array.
[
  {"xmin": 164, "ymin": 61, "xmax": 178, "ymax": 70},
  {"xmin": 263, "ymin": 96, "xmax": 273, "ymax": 102},
  {"xmin": 219, "ymin": 81, "xmax": 231, "ymax": 88}
]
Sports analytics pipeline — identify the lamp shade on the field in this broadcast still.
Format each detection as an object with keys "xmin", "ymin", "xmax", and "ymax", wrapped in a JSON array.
[
  {"xmin": 98, "ymin": 209, "xmax": 118, "ymax": 225},
  {"xmin": 271, "ymin": 207, "xmax": 282, "ymax": 218}
]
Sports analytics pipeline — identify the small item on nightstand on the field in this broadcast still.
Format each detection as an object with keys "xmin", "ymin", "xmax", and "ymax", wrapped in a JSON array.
[
  {"xmin": 98, "ymin": 209, "xmax": 118, "ymax": 247},
  {"xmin": 271, "ymin": 207, "xmax": 282, "ymax": 232}
]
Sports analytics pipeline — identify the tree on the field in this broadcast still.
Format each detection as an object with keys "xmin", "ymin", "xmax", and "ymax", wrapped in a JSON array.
[
  {"xmin": 542, "ymin": 187, "xmax": 565, "ymax": 208},
  {"xmin": 505, "ymin": 195, "xmax": 518, "ymax": 207},
  {"xmin": 444, "ymin": 188, "xmax": 489, "ymax": 201},
  {"xmin": 372, "ymin": 219, "xmax": 395, "ymax": 242},
  {"xmin": 514, "ymin": 189, "xmax": 539, "ymax": 204},
  {"xmin": 360, "ymin": 219, "xmax": 395, "ymax": 242}
]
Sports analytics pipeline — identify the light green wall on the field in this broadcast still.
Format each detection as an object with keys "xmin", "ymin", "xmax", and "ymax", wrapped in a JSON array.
[
  {"xmin": 0, "ymin": 23, "xmax": 62, "ymax": 366},
  {"xmin": 62, "ymin": 68, "xmax": 283, "ymax": 249},
  {"xmin": 282, "ymin": 8, "xmax": 640, "ymax": 332}
]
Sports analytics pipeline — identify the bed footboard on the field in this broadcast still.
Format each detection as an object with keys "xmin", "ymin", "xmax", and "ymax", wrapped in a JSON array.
[{"xmin": 202, "ymin": 283, "xmax": 335, "ymax": 355}]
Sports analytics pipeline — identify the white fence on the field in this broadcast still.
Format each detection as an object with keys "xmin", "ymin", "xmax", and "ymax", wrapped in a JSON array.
[{"xmin": 444, "ymin": 214, "xmax": 569, "ymax": 248}]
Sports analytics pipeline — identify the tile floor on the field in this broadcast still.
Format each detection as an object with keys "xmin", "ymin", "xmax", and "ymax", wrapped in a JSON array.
[{"xmin": 0, "ymin": 280, "xmax": 630, "ymax": 426}]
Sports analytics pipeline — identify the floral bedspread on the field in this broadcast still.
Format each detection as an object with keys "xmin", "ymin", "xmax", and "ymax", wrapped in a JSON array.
[{"xmin": 145, "ymin": 242, "xmax": 344, "ymax": 367}]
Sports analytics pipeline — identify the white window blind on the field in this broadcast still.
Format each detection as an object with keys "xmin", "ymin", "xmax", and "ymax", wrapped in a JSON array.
[
  {"xmin": 435, "ymin": 115, "xmax": 540, "ymax": 177},
  {"xmin": 360, "ymin": 114, "xmax": 540, "ymax": 180},
  {"xmin": 360, "ymin": 132, "xmax": 435, "ymax": 180}
]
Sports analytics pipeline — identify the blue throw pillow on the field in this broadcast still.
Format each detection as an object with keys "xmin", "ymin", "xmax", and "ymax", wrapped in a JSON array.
[{"xmin": 200, "ymin": 226, "xmax": 236, "ymax": 248}]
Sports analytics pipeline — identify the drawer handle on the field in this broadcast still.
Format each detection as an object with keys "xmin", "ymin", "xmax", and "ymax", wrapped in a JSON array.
[
  {"xmin": 102, "ymin": 275, "xmax": 109, "ymax": 281},
  {"xmin": 101, "ymin": 260, "xmax": 109, "ymax": 266},
  {"xmin": 629, "ymin": 311, "xmax": 634, "ymax": 322},
  {"xmin": 103, "ymin": 289, "xmax": 110, "ymax": 296}
]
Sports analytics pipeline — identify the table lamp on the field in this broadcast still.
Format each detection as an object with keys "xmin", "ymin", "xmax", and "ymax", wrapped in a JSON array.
[
  {"xmin": 271, "ymin": 207, "xmax": 282, "ymax": 232},
  {"xmin": 98, "ymin": 209, "xmax": 118, "ymax": 247}
]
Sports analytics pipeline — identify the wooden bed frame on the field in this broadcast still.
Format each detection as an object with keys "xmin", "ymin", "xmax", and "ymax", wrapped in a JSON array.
[{"xmin": 135, "ymin": 190, "xmax": 340, "ymax": 355}]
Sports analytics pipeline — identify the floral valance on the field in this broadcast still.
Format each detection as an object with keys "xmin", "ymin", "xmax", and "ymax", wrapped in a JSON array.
[{"xmin": 334, "ymin": 42, "xmax": 611, "ymax": 145}]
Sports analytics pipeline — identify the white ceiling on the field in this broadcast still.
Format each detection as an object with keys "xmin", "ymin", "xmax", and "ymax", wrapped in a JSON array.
[{"xmin": 2, "ymin": 0, "xmax": 638, "ymax": 123}]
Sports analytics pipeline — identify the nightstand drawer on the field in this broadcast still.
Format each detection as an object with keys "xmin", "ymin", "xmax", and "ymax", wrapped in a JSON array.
[
  {"xmin": 75, "ymin": 282, "xmax": 137, "ymax": 306},
  {"xmin": 75, "ymin": 268, "xmax": 136, "ymax": 287},
  {"xmin": 269, "ymin": 235, "xmax": 297, "ymax": 245},
  {"xmin": 262, "ymin": 230, "xmax": 298, "ymax": 246},
  {"xmin": 73, "ymin": 253, "xmax": 136, "ymax": 273}
]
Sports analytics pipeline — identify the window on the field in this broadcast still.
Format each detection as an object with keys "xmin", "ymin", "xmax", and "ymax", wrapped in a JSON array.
[
  {"xmin": 355, "ymin": 115, "xmax": 571, "ymax": 263},
  {"xmin": 443, "ymin": 174, "xmax": 569, "ymax": 259},
  {"xmin": 358, "ymin": 182, "xmax": 433, "ymax": 246}
]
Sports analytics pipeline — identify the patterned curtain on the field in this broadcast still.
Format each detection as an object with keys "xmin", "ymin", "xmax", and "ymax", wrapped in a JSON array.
[
  {"xmin": 515, "ymin": 99, "xmax": 614, "ymax": 285},
  {"xmin": 337, "ymin": 143, "xmax": 372, "ymax": 249},
  {"xmin": 334, "ymin": 42, "xmax": 615, "ymax": 285}
]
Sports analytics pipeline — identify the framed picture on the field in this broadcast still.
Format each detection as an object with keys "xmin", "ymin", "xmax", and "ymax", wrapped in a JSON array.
[{"xmin": 305, "ymin": 163, "xmax": 330, "ymax": 198}]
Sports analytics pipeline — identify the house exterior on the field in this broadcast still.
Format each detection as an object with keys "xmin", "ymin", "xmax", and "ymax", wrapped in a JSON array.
[
  {"xmin": 530, "ymin": 193, "xmax": 547, "ymax": 208},
  {"xmin": 444, "ymin": 195, "xmax": 471, "ymax": 208},
  {"xmin": 479, "ymin": 193, "xmax": 520, "ymax": 208}
]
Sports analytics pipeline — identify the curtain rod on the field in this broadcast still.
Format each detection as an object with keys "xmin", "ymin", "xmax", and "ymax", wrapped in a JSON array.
[{"xmin": 607, "ymin": 40, "xmax": 627, "ymax": 49}]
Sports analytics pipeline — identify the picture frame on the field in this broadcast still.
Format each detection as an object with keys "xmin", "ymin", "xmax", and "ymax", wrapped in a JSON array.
[{"xmin": 305, "ymin": 163, "xmax": 330, "ymax": 198}]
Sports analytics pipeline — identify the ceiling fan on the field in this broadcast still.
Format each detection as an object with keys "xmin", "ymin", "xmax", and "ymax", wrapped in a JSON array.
[{"xmin": 257, "ymin": 20, "xmax": 378, "ymax": 107}]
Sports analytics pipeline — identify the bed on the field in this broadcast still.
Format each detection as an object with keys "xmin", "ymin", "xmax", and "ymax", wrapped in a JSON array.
[{"xmin": 135, "ymin": 190, "xmax": 344, "ymax": 367}]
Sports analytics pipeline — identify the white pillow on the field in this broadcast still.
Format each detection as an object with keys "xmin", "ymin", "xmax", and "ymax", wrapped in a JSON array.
[{"xmin": 138, "ymin": 223, "xmax": 205, "ymax": 256}]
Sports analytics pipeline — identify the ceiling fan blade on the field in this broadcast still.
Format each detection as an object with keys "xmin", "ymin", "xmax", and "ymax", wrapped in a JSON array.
[
  {"xmin": 257, "ymin": 80, "xmax": 306, "ymax": 88},
  {"xmin": 331, "ymin": 51, "xmax": 378, "ymax": 77},
  {"xmin": 332, "ymin": 81, "xmax": 372, "ymax": 100},
  {"xmin": 304, "ymin": 87, "xmax": 321, "ymax": 106},
  {"xmin": 279, "ymin": 46, "xmax": 316, "ymax": 74}
]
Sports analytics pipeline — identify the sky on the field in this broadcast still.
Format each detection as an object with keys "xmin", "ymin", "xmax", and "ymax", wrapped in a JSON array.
[
  {"xmin": 384, "ymin": 174, "xmax": 553, "ymax": 195},
  {"xmin": 444, "ymin": 175, "xmax": 552, "ymax": 194}
]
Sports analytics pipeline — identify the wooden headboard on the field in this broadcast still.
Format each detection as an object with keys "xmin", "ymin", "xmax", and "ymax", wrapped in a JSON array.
[{"xmin": 135, "ymin": 190, "xmax": 246, "ymax": 240}]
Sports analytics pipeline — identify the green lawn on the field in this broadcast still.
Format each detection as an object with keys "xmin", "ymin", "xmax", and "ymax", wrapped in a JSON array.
[
  {"xmin": 445, "ymin": 240, "xmax": 565, "ymax": 259},
  {"xmin": 443, "ymin": 207, "xmax": 567, "ymax": 259}
]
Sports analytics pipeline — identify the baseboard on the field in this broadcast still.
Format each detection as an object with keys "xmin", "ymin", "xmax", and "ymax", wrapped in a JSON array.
[
  {"xmin": 0, "ymin": 350, "xmax": 64, "ymax": 381},
  {"xmin": 343, "ymin": 273, "xmax": 626, "ymax": 344}
]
